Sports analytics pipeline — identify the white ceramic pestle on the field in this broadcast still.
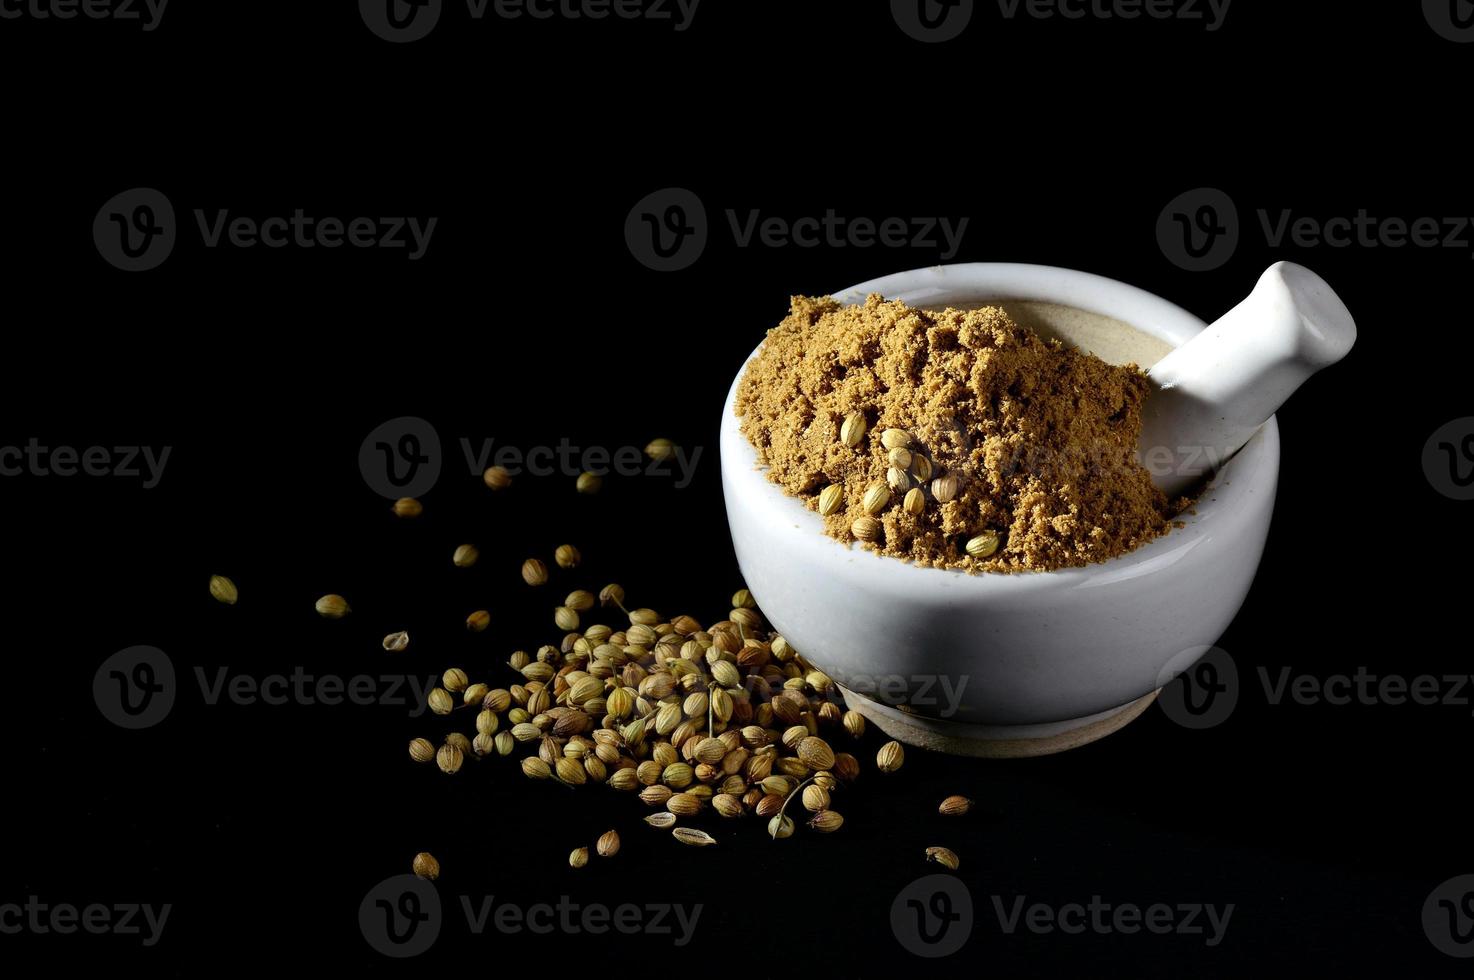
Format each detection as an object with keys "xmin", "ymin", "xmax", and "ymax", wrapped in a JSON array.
[{"xmin": 1139, "ymin": 261, "xmax": 1356, "ymax": 497}]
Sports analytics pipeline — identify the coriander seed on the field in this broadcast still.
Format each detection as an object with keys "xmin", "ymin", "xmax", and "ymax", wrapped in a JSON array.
[
  {"xmin": 522, "ymin": 559, "xmax": 548, "ymax": 586},
  {"xmin": 880, "ymin": 428, "xmax": 912, "ymax": 451},
  {"xmin": 392, "ymin": 497, "xmax": 423, "ymax": 518},
  {"xmin": 427, "ymin": 688, "xmax": 454, "ymax": 715},
  {"xmin": 886, "ymin": 466, "xmax": 910, "ymax": 492},
  {"xmin": 926, "ymin": 846, "xmax": 960, "ymax": 871},
  {"xmin": 208, "ymin": 574, "xmax": 238, "ymax": 605},
  {"xmin": 599, "ymin": 583, "xmax": 626, "ymax": 607},
  {"xmin": 569, "ymin": 847, "xmax": 589, "ymax": 869},
  {"xmin": 818, "ymin": 484, "xmax": 844, "ymax": 516},
  {"xmin": 673, "ymin": 828, "xmax": 717, "ymax": 847},
  {"xmin": 315, "ymin": 594, "xmax": 350, "ymax": 619},
  {"xmin": 768, "ymin": 814, "xmax": 795, "ymax": 839},
  {"xmin": 931, "ymin": 473, "xmax": 959, "ymax": 503},
  {"xmin": 809, "ymin": 810, "xmax": 844, "ymax": 833},
  {"xmin": 408, "ymin": 738, "xmax": 435, "ymax": 763},
  {"xmin": 802, "ymin": 784, "xmax": 830, "ymax": 812},
  {"xmin": 645, "ymin": 813, "xmax": 678, "ymax": 829},
  {"xmin": 851, "ymin": 516, "xmax": 881, "ymax": 543},
  {"xmin": 382, "ymin": 630, "xmax": 410, "ymax": 652},
  {"xmin": 965, "ymin": 530, "xmax": 1001, "ymax": 559},
  {"xmin": 576, "ymin": 471, "xmax": 603, "ymax": 494},
  {"xmin": 412, "ymin": 852, "xmax": 440, "ymax": 880},
  {"xmin": 862, "ymin": 481, "xmax": 891, "ymax": 515},
  {"xmin": 888, "ymin": 447, "xmax": 913, "ymax": 470},
  {"xmin": 555, "ymin": 544, "xmax": 581, "ymax": 569},
  {"xmin": 839, "ymin": 411, "xmax": 866, "ymax": 448},
  {"xmin": 939, "ymin": 795, "xmax": 974, "ymax": 816},
  {"xmin": 483, "ymin": 465, "xmax": 512, "ymax": 490},
  {"xmin": 565, "ymin": 590, "xmax": 595, "ymax": 612},
  {"xmin": 596, "ymin": 830, "xmax": 621, "ymax": 857},
  {"xmin": 842, "ymin": 710, "xmax": 865, "ymax": 738},
  {"xmin": 903, "ymin": 487, "xmax": 925, "ymax": 515},
  {"xmin": 442, "ymin": 668, "xmax": 468, "ymax": 693},
  {"xmin": 453, "ymin": 544, "xmax": 480, "ymax": 568},
  {"xmin": 645, "ymin": 438, "xmax": 677, "ymax": 461},
  {"xmin": 436, "ymin": 743, "xmax": 464, "ymax": 774},
  {"xmin": 554, "ymin": 606, "xmax": 580, "ymax": 631},
  {"xmin": 877, "ymin": 740, "xmax": 904, "ymax": 773},
  {"xmin": 912, "ymin": 454, "xmax": 933, "ymax": 482}
]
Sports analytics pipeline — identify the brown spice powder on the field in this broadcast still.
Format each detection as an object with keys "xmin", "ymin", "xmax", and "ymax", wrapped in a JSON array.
[{"xmin": 735, "ymin": 294, "xmax": 1185, "ymax": 572}]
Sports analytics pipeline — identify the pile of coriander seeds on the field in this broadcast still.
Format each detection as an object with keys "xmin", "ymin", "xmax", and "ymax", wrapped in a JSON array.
[{"xmin": 408, "ymin": 573, "xmax": 910, "ymax": 860}]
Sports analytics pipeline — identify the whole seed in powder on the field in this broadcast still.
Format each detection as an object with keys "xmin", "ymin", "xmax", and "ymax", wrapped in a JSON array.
[{"xmin": 735, "ymin": 295, "xmax": 1190, "ymax": 571}]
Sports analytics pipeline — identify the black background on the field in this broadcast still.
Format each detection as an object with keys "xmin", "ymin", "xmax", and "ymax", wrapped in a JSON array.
[{"xmin": 2, "ymin": 1, "xmax": 1470, "ymax": 975}]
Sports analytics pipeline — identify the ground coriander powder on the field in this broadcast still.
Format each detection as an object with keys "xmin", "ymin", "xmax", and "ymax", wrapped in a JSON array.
[{"xmin": 735, "ymin": 294, "xmax": 1187, "ymax": 572}]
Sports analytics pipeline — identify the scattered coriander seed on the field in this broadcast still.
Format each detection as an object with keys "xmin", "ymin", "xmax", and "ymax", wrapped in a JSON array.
[
  {"xmin": 463, "ymin": 683, "xmax": 489, "ymax": 705},
  {"xmin": 903, "ymin": 487, "xmax": 925, "ymax": 515},
  {"xmin": 877, "ymin": 740, "xmax": 905, "ymax": 773},
  {"xmin": 427, "ymin": 688, "xmax": 454, "ymax": 715},
  {"xmin": 802, "ymin": 784, "xmax": 830, "ymax": 812},
  {"xmin": 599, "ymin": 583, "xmax": 626, "ymax": 607},
  {"xmin": 493, "ymin": 731, "xmax": 515, "ymax": 756},
  {"xmin": 886, "ymin": 466, "xmax": 911, "ymax": 492},
  {"xmin": 208, "ymin": 574, "xmax": 238, "ymax": 605},
  {"xmin": 569, "ymin": 847, "xmax": 589, "ymax": 869},
  {"xmin": 732, "ymin": 588, "xmax": 756, "ymax": 609},
  {"xmin": 442, "ymin": 668, "xmax": 468, "ymax": 693},
  {"xmin": 912, "ymin": 454, "xmax": 933, "ymax": 482},
  {"xmin": 446, "ymin": 733, "xmax": 472, "ymax": 756},
  {"xmin": 880, "ymin": 428, "xmax": 912, "ymax": 451},
  {"xmin": 408, "ymin": 738, "xmax": 435, "ymax": 763},
  {"xmin": 833, "ymin": 754, "xmax": 860, "ymax": 781},
  {"xmin": 645, "ymin": 812, "xmax": 678, "ymax": 829},
  {"xmin": 809, "ymin": 810, "xmax": 844, "ymax": 833},
  {"xmin": 713, "ymin": 794, "xmax": 743, "ymax": 818},
  {"xmin": 596, "ymin": 830, "xmax": 621, "ymax": 857},
  {"xmin": 554, "ymin": 606, "xmax": 580, "ymax": 631},
  {"xmin": 576, "ymin": 471, "xmax": 603, "ymax": 494},
  {"xmin": 926, "ymin": 846, "xmax": 960, "ymax": 871},
  {"xmin": 315, "ymin": 594, "xmax": 350, "ymax": 619},
  {"xmin": 645, "ymin": 438, "xmax": 677, "ymax": 461},
  {"xmin": 888, "ymin": 447, "xmax": 913, "ymax": 470},
  {"xmin": 473, "ymin": 733, "xmax": 494, "ymax": 757},
  {"xmin": 965, "ymin": 530, "xmax": 1001, "ymax": 559},
  {"xmin": 839, "ymin": 411, "xmax": 867, "ymax": 448},
  {"xmin": 939, "ymin": 795, "xmax": 974, "ymax": 816},
  {"xmin": 555, "ymin": 544, "xmax": 581, "ymax": 569},
  {"xmin": 673, "ymin": 828, "xmax": 717, "ymax": 847},
  {"xmin": 931, "ymin": 473, "xmax": 959, "ymax": 503},
  {"xmin": 797, "ymin": 736, "xmax": 836, "ymax": 771},
  {"xmin": 565, "ymin": 590, "xmax": 595, "ymax": 612},
  {"xmin": 862, "ymin": 481, "xmax": 891, "ymax": 515},
  {"xmin": 768, "ymin": 814, "xmax": 795, "ymax": 839},
  {"xmin": 818, "ymin": 484, "xmax": 844, "ymax": 516},
  {"xmin": 629, "ymin": 607, "xmax": 660, "ymax": 626},
  {"xmin": 522, "ymin": 559, "xmax": 549, "ymax": 586},
  {"xmin": 842, "ymin": 710, "xmax": 866, "ymax": 738},
  {"xmin": 466, "ymin": 609, "xmax": 491, "ymax": 632},
  {"xmin": 851, "ymin": 516, "xmax": 881, "ymax": 543},
  {"xmin": 436, "ymin": 743, "xmax": 464, "ymax": 774},
  {"xmin": 476, "ymin": 710, "xmax": 499, "ymax": 737},
  {"xmin": 522, "ymin": 757, "xmax": 552, "ymax": 780},
  {"xmin": 392, "ymin": 497, "xmax": 423, "ymax": 518},
  {"xmin": 483, "ymin": 466, "xmax": 512, "ymax": 490},
  {"xmin": 383, "ymin": 630, "xmax": 410, "ymax": 652},
  {"xmin": 412, "ymin": 852, "xmax": 440, "ymax": 880},
  {"xmin": 453, "ymin": 544, "xmax": 480, "ymax": 568}
]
